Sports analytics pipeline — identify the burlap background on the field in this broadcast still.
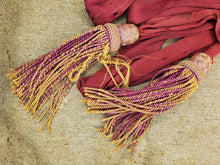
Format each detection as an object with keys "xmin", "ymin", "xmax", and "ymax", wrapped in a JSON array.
[{"xmin": 1, "ymin": 1, "xmax": 220, "ymax": 164}]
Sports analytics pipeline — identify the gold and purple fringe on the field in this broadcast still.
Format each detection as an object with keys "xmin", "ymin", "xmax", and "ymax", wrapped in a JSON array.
[
  {"xmin": 82, "ymin": 65, "xmax": 199, "ymax": 161},
  {"xmin": 7, "ymin": 25, "xmax": 111, "ymax": 132}
]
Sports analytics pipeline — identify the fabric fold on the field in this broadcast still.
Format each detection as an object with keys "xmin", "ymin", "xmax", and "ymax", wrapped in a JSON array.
[
  {"xmin": 79, "ymin": 0, "xmax": 220, "ymax": 96},
  {"xmin": 84, "ymin": 0, "xmax": 135, "ymax": 25}
]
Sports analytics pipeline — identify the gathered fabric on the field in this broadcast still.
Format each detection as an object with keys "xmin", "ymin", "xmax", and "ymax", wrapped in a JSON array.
[{"xmin": 78, "ymin": 0, "xmax": 220, "ymax": 95}]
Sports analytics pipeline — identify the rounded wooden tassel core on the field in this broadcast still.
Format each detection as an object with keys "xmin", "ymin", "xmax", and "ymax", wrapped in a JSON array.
[
  {"xmin": 118, "ymin": 24, "xmax": 139, "ymax": 46},
  {"xmin": 190, "ymin": 53, "xmax": 213, "ymax": 74},
  {"xmin": 105, "ymin": 23, "xmax": 139, "ymax": 52},
  {"xmin": 180, "ymin": 53, "xmax": 212, "ymax": 84}
]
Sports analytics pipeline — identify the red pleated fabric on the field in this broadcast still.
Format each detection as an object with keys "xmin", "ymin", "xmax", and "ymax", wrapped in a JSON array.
[{"xmin": 78, "ymin": 0, "xmax": 220, "ymax": 95}]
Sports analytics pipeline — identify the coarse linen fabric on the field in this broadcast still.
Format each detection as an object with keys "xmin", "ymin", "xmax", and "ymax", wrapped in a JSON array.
[
  {"xmin": 1, "ymin": 1, "xmax": 220, "ymax": 165},
  {"xmin": 78, "ymin": 0, "xmax": 220, "ymax": 95}
]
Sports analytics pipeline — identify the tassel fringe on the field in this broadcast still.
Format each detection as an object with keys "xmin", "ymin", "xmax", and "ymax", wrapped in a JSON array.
[
  {"xmin": 82, "ymin": 64, "xmax": 200, "ymax": 160},
  {"xmin": 7, "ymin": 25, "xmax": 114, "ymax": 132}
]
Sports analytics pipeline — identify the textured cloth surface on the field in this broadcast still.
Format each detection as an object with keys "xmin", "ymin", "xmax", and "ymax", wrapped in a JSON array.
[
  {"xmin": 78, "ymin": 0, "xmax": 220, "ymax": 94},
  {"xmin": 0, "ymin": 1, "xmax": 220, "ymax": 165}
]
